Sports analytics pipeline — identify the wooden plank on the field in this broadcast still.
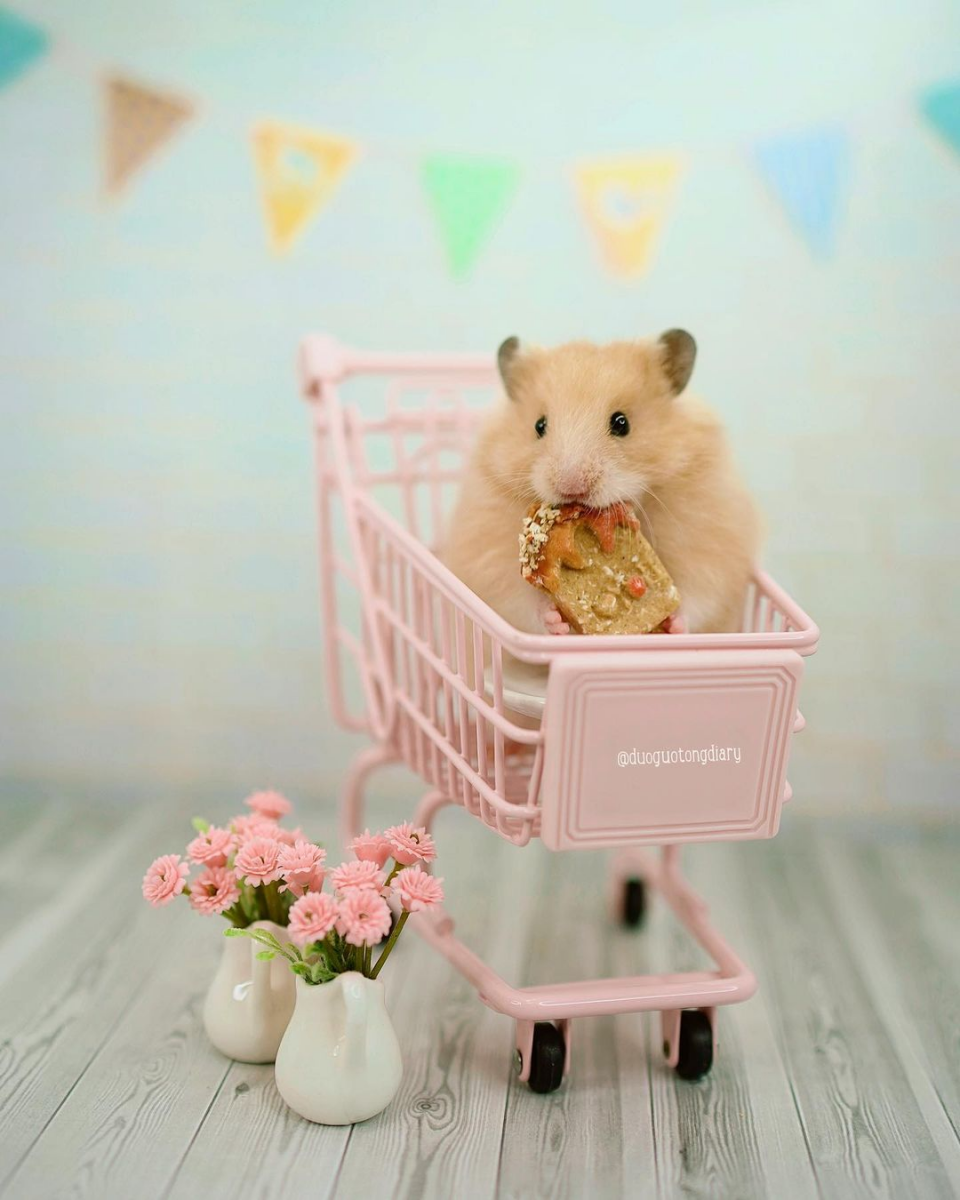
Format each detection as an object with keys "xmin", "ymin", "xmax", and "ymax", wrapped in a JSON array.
[
  {"xmin": 164, "ymin": 1060, "xmax": 350, "ymax": 1200},
  {"xmin": 645, "ymin": 843, "xmax": 820, "ymax": 1200},
  {"xmin": 3, "ymin": 910, "xmax": 232, "ymax": 1200},
  {"xmin": 606, "ymin": 919, "xmax": 659, "ymax": 1200},
  {"xmin": 0, "ymin": 808, "xmax": 182, "ymax": 1186},
  {"xmin": 740, "ymin": 827, "xmax": 957, "ymax": 1200},
  {"xmin": 0, "ymin": 794, "xmax": 55, "ymax": 867},
  {"xmin": 334, "ymin": 812, "xmax": 532, "ymax": 1200},
  {"xmin": 0, "ymin": 802, "xmax": 119, "ymax": 945},
  {"xmin": 815, "ymin": 832, "xmax": 960, "ymax": 1178},
  {"xmin": 496, "ymin": 848, "xmax": 653, "ymax": 1200}
]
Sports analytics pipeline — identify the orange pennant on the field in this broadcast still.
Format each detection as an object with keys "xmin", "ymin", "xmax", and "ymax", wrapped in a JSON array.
[
  {"xmin": 103, "ymin": 75, "xmax": 195, "ymax": 197},
  {"xmin": 574, "ymin": 155, "xmax": 682, "ymax": 277},
  {"xmin": 251, "ymin": 122, "xmax": 358, "ymax": 254}
]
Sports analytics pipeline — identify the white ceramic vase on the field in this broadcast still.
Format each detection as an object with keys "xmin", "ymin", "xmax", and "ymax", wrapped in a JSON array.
[
  {"xmin": 275, "ymin": 971, "xmax": 403, "ymax": 1125},
  {"xmin": 202, "ymin": 920, "xmax": 296, "ymax": 1063}
]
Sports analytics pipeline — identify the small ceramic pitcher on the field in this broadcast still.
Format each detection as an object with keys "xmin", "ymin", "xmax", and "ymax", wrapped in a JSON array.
[
  {"xmin": 202, "ymin": 920, "xmax": 296, "ymax": 1063},
  {"xmin": 275, "ymin": 971, "xmax": 403, "ymax": 1124}
]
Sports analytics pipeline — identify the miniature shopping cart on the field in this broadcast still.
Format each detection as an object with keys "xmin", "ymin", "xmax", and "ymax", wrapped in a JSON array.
[{"xmin": 299, "ymin": 334, "xmax": 819, "ymax": 1094}]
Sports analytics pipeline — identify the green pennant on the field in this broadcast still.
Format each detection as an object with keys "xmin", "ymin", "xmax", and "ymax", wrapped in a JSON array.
[{"xmin": 420, "ymin": 154, "xmax": 520, "ymax": 278}]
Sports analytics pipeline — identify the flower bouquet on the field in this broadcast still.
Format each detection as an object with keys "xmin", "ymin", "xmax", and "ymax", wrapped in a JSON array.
[
  {"xmin": 229, "ymin": 823, "xmax": 444, "ymax": 1125},
  {"xmin": 141, "ymin": 789, "xmax": 324, "ymax": 1063}
]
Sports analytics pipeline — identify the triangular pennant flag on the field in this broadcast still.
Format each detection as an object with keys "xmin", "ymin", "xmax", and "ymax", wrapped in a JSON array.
[
  {"xmin": 103, "ymin": 74, "xmax": 195, "ymax": 197},
  {"xmin": 574, "ymin": 155, "xmax": 682, "ymax": 277},
  {"xmin": 753, "ymin": 126, "xmax": 849, "ymax": 258},
  {"xmin": 251, "ymin": 122, "xmax": 358, "ymax": 254},
  {"xmin": 0, "ymin": 7, "xmax": 48, "ymax": 91},
  {"xmin": 420, "ymin": 155, "xmax": 520, "ymax": 277},
  {"xmin": 920, "ymin": 80, "xmax": 960, "ymax": 158}
]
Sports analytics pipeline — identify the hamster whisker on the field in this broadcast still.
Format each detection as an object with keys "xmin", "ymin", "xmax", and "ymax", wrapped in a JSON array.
[{"xmin": 636, "ymin": 483, "xmax": 680, "ymax": 527}]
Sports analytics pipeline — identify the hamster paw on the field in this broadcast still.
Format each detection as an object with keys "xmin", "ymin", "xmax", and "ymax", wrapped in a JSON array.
[
  {"xmin": 660, "ymin": 613, "xmax": 687, "ymax": 635},
  {"xmin": 543, "ymin": 607, "xmax": 571, "ymax": 636}
]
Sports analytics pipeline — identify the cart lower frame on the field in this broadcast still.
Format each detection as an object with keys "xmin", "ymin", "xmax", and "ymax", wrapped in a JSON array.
[{"xmin": 341, "ymin": 743, "xmax": 756, "ymax": 1087}]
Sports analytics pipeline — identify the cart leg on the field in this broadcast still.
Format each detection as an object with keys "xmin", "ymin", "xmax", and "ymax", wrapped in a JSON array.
[
  {"xmin": 412, "ymin": 789, "xmax": 453, "ymax": 836},
  {"xmin": 340, "ymin": 743, "xmax": 400, "ymax": 852}
]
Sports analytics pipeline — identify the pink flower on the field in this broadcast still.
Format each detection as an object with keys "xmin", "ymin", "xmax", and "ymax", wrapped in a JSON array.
[
  {"xmin": 244, "ymin": 790, "xmax": 292, "ymax": 821},
  {"xmin": 393, "ymin": 866, "xmax": 444, "ymax": 913},
  {"xmin": 384, "ymin": 822, "xmax": 437, "ymax": 866},
  {"xmin": 186, "ymin": 826, "xmax": 235, "ymax": 868},
  {"xmin": 234, "ymin": 836, "xmax": 283, "ymax": 886},
  {"xmin": 189, "ymin": 866, "xmax": 240, "ymax": 916},
  {"xmin": 278, "ymin": 839, "xmax": 326, "ymax": 896},
  {"xmin": 288, "ymin": 891, "xmax": 339, "ymax": 946},
  {"xmin": 331, "ymin": 859, "xmax": 386, "ymax": 893},
  {"xmin": 142, "ymin": 854, "xmax": 190, "ymax": 907},
  {"xmin": 350, "ymin": 829, "xmax": 393, "ymax": 868},
  {"xmin": 336, "ymin": 887, "xmax": 392, "ymax": 947},
  {"xmin": 274, "ymin": 825, "xmax": 306, "ymax": 847},
  {"xmin": 231, "ymin": 814, "xmax": 281, "ymax": 844}
]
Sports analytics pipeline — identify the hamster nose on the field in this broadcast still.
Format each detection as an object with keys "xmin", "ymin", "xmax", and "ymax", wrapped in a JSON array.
[{"xmin": 556, "ymin": 468, "xmax": 593, "ymax": 501}]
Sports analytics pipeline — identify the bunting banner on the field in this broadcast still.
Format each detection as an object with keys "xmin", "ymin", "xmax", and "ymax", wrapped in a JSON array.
[
  {"xmin": 103, "ymin": 74, "xmax": 196, "ymax": 197},
  {"xmin": 7, "ymin": 7, "xmax": 960, "ymax": 279},
  {"xmin": 251, "ymin": 122, "xmax": 358, "ymax": 254},
  {"xmin": 920, "ymin": 80, "xmax": 960, "ymax": 159},
  {"xmin": 420, "ymin": 154, "xmax": 520, "ymax": 278},
  {"xmin": 752, "ymin": 126, "xmax": 850, "ymax": 259},
  {"xmin": 0, "ymin": 7, "xmax": 48, "ymax": 91},
  {"xmin": 573, "ymin": 155, "xmax": 682, "ymax": 277}
]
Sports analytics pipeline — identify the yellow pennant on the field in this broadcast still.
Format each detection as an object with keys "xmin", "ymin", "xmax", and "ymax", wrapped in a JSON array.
[
  {"xmin": 251, "ymin": 122, "xmax": 358, "ymax": 254},
  {"xmin": 574, "ymin": 155, "xmax": 682, "ymax": 276},
  {"xmin": 103, "ymin": 75, "xmax": 196, "ymax": 197}
]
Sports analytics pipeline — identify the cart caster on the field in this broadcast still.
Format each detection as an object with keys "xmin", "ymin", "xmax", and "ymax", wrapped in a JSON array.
[
  {"xmin": 675, "ymin": 1010, "xmax": 713, "ymax": 1081},
  {"xmin": 621, "ymin": 877, "xmax": 647, "ymax": 929},
  {"xmin": 516, "ymin": 1022, "xmax": 566, "ymax": 1094}
]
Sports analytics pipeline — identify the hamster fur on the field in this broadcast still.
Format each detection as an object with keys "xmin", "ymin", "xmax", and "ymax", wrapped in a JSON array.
[{"xmin": 439, "ymin": 331, "xmax": 761, "ymax": 636}]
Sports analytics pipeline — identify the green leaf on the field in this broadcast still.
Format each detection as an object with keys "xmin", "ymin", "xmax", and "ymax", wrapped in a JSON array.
[
  {"xmin": 256, "ymin": 950, "xmax": 276, "ymax": 960},
  {"xmin": 246, "ymin": 929, "xmax": 282, "ymax": 950},
  {"xmin": 191, "ymin": 816, "xmax": 210, "ymax": 833},
  {"xmin": 291, "ymin": 962, "xmax": 310, "ymax": 978},
  {"xmin": 224, "ymin": 927, "xmax": 247, "ymax": 939}
]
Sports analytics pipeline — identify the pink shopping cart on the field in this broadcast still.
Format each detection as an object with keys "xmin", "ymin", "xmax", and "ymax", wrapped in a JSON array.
[{"xmin": 299, "ymin": 334, "xmax": 819, "ymax": 1094}]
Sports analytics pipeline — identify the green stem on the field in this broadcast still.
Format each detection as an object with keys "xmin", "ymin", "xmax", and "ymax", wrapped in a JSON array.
[
  {"xmin": 222, "ymin": 902, "xmax": 247, "ymax": 928},
  {"xmin": 370, "ymin": 911, "xmax": 409, "ymax": 979},
  {"xmin": 262, "ymin": 881, "xmax": 283, "ymax": 926}
]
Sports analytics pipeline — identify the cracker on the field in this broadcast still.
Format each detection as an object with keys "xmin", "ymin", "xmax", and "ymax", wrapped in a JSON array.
[{"xmin": 520, "ymin": 502, "xmax": 681, "ymax": 635}]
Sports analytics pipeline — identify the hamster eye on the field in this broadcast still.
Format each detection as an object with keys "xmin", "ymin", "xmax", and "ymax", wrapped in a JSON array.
[
  {"xmin": 534, "ymin": 415, "xmax": 547, "ymax": 438},
  {"xmin": 609, "ymin": 411, "xmax": 630, "ymax": 437}
]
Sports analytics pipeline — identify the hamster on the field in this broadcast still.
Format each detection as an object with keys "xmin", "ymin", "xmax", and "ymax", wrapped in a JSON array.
[{"xmin": 439, "ymin": 331, "xmax": 761, "ymax": 636}]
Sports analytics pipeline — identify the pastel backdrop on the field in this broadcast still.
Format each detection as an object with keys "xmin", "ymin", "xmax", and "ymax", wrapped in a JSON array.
[{"xmin": 1, "ymin": 0, "xmax": 958, "ymax": 816}]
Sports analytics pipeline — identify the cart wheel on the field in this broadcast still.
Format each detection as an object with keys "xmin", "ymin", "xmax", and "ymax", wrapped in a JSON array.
[
  {"xmin": 621, "ymin": 877, "xmax": 647, "ymax": 928},
  {"xmin": 520, "ymin": 1023, "xmax": 566, "ymax": 1094},
  {"xmin": 675, "ymin": 1010, "xmax": 713, "ymax": 1081}
]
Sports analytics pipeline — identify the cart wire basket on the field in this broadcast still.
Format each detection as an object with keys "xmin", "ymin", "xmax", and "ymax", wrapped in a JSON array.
[{"xmin": 299, "ymin": 333, "xmax": 819, "ymax": 1092}]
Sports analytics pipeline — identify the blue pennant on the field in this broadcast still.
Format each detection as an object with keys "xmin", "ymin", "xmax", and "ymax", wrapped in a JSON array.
[
  {"xmin": 920, "ymin": 80, "xmax": 960, "ymax": 158},
  {"xmin": 753, "ymin": 126, "xmax": 850, "ymax": 259}
]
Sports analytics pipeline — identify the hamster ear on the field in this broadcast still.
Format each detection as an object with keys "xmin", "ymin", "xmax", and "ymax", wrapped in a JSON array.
[
  {"xmin": 658, "ymin": 329, "xmax": 696, "ymax": 395},
  {"xmin": 497, "ymin": 336, "xmax": 522, "ymax": 398}
]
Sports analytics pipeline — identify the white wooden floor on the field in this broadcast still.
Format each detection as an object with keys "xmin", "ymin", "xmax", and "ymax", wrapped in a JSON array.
[{"xmin": 1, "ymin": 785, "xmax": 958, "ymax": 1200}]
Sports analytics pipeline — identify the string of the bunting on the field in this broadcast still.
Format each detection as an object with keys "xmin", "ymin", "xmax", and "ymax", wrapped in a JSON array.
[{"xmin": 3, "ymin": 4, "xmax": 960, "ymax": 277}]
